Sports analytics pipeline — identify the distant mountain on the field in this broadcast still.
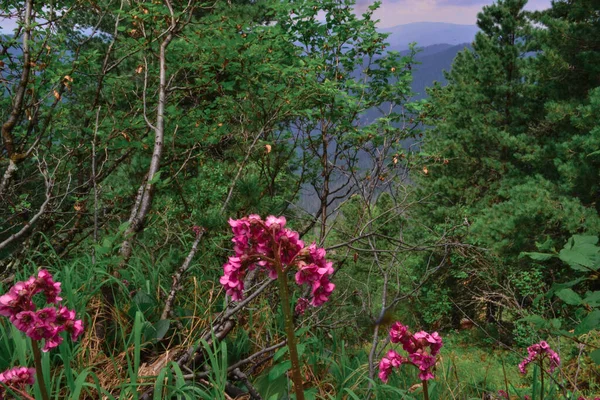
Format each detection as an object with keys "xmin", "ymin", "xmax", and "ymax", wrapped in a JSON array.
[
  {"xmin": 381, "ymin": 22, "xmax": 479, "ymax": 50},
  {"xmin": 409, "ymin": 42, "xmax": 472, "ymax": 99}
]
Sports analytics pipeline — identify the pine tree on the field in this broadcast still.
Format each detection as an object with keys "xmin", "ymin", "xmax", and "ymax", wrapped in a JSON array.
[
  {"xmin": 416, "ymin": 0, "xmax": 545, "ymax": 255},
  {"xmin": 529, "ymin": 0, "xmax": 600, "ymax": 219},
  {"xmin": 411, "ymin": 0, "xmax": 600, "ymax": 329}
]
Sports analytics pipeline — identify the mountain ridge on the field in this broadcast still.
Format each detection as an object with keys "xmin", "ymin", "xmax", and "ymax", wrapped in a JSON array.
[{"xmin": 381, "ymin": 21, "xmax": 479, "ymax": 50}]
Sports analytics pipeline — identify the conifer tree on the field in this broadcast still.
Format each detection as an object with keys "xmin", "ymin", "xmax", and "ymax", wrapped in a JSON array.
[
  {"xmin": 413, "ymin": 0, "xmax": 600, "ymax": 327},
  {"xmin": 416, "ymin": 0, "xmax": 543, "ymax": 255}
]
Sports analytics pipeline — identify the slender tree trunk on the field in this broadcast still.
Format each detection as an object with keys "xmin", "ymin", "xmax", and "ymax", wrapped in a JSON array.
[
  {"xmin": 120, "ymin": 30, "xmax": 173, "ymax": 264},
  {"xmin": 319, "ymin": 127, "xmax": 329, "ymax": 243},
  {"xmin": 0, "ymin": 0, "xmax": 34, "ymax": 196}
]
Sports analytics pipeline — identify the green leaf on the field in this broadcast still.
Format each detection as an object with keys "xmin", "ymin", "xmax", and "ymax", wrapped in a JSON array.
[
  {"xmin": 273, "ymin": 346, "xmax": 288, "ymax": 362},
  {"xmin": 297, "ymin": 343, "xmax": 306, "ymax": 358},
  {"xmin": 583, "ymin": 291, "xmax": 600, "ymax": 307},
  {"xmin": 590, "ymin": 349, "xmax": 600, "ymax": 365},
  {"xmin": 573, "ymin": 235, "xmax": 599, "ymax": 246},
  {"xmin": 574, "ymin": 310, "xmax": 600, "ymax": 335},
  {"xmin": 153, "ymin": 319, "xmax": 170, "ymax": 340},
  {"xmin": 550, "ymin": 318, "xmax": 562, "ymax": 330},
  {"xmin": 118, "ymin": 221, "xmax": 130, "ymax": 233},
  {"xmin": 555, "ymin": 288, "xmax": 583, "ymax": 305},
  {"xmin": 518, "ymin": 314, "xmax": 547, "ymax": 329},
  {"xmin": 148, "ymin": 171, "xmax": 162, "ymax": 185},
  {"xmin": 520, "ymin": 252, "xmax": 554, "ymax": 261},
  {"xmin": 268, "ymin": 360, "xmax": 291, "ymax": 381},
  {"xmin": 548, "ymin": 277, "xmax": 587, "ymax": 293},
  {"xmin": 559, "ymin": 236, "xmax": 600, "ymax": 271}
]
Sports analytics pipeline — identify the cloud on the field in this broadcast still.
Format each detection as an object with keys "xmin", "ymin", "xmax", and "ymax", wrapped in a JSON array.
[
  {"xmin": 353, "ymin": 0, "xmax": 552, "ymax": 27},
  {"xmin": 0, "ymin": 18, "xmax": 19, "ymax": 33}
]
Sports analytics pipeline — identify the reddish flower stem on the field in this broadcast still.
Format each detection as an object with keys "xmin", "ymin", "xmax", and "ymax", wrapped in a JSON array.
[
  {"xmin": 273, "ymin": 240, "xmax": 304, "ymax": 400},
  {"xmin": 422, "ymin": 379, "xmax": 429, "ymax": 400},
  {"xmin": 539, "ymin": 359, "xmax": 544, "ymax": 400},
  {"xmin": 31, "ymin": 340, "xmax": 49, "ymax": 400}
]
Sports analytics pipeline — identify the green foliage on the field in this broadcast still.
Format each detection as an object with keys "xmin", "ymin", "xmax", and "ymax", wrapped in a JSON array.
[
  {"xmin": 412, "ymin": 0, "xmax": 600, "ymax": 339},
  {"xmin": 521, "ymin": 235, "xmax": 600, "ymax": 341},
  {"xmin": 1, "ymin": 0, "xmax": 600, "ymax": 398}
]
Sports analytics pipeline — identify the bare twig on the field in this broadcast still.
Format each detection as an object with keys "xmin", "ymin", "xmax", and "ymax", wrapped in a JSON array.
[
  {"xmin": 232, "ymin": 368, "xmax": 263, "ymax": 400},
  {"xmin": 0, "ymin": 160, "xmax": 53, "ymax": 251},
  {"xmin": 91, "ymin": 106, "xmax": 100, "ymax": 265},
  {"xmin": 160, "ymin": 228, "xmax": 205, "ymax": 320}
]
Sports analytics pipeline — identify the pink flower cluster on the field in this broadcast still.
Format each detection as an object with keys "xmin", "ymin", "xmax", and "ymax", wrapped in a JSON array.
[
  {"xmin": 0, "ymin": 366, "xmax": 35, "ymax": 397},
  {"xmin": 220, "ymin": 215, "xmax": 334, "ymax": 308},
  {"xmin": 518, "ymin": 340, "xmax": 560, "ymax": 375},
  {"xmin": 294, "ymin": 297, "xmax": 310, "ymax": 315},
  {"xmin": 379, "ymin": 322, "xmax": 442, "ymax": 382},
  {"xmin": 0, "ymin": 270, "xmax": 84, "ymax": 352}
]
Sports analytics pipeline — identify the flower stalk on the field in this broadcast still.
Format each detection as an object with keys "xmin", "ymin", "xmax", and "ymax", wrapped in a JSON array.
[
  {"xmin": 219, "ymin": 215, "xmax": 335, "ymax": 400},
  {"xmin": 274, "ymin": 250, "xmax": 305, "ymax": 400},
  {"xmin": 31, "ymin": 340, "xmax": 49, "ymax": 400},
  {"xmin": 539, "ymin": 359, "xmax": 544, "ymax": 400}
]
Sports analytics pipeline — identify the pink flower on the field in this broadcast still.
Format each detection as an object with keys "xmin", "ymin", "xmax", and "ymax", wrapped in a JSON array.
[
  {"xmin": 386, "ymin": 350, "xmax": 404, "ymax": 367},
  {"xmin": 295, "ymin": 262, "xmax": 320, "ymax": 285},
  {"xmin": 0, "ymin": 366, "xmax": 36, "ymax": 387},
  {"xmin": 378, "ymin": 356, "xmax": 393, "ymax": 383},
  {"xmin": 65, "ymin": 318, "xmax": 84, "ymax": 341},
  {"xmin": 378, "ymin": 350, "xmax": 405, "ymax": 383},
  {"xmin": 42, "ymin": 335, "xmax": 64, "ymax": 352},
  {"xmin": 265, "ymin": 215, "xmax": 286, "ymax": 229},
  {"xmin": 418, "ymin": 370, "xmax": 434, "ymax": 381},
  {"xmin": 26, "ymin": 321, "xmax": 58, "ymax": 341},
  {"xmin": 378, "ymin": 321, "xmax": 443, "ymax": 383},
  {"xmin": 413, "ymin": 331, "xmax": 443, "ymax": 356},
  {"xmin": 389, "ymin": 322, "xmax": 409, "ymax": 344},
  {"xmin": 11, "ymin": 311, "xmax": 37, "ymax": 332},
  {"xmin": 519, "ymin": 340, "xmax": 560, "ymax": 375},
  {"xmin": 0, "ymin": 279, "xmax": 36, "ymax": 318},
  {"xmin": 0, "ymin": 270, "xmax": 84, "ymax": 352},
  {"xmin": 310, "ymin": 277, "xmax": 335, "ymax": 307},
  {"xmin": 221, "ymin": 215, "xmax": 334, "ymax": 308},
  {"xmin": 497, "ymin": 390, "xmax": 509, "ymax": 399},
  {"xmin": 409, "ymin": 352, "xmax": 436, "ymax": 374},
  {"xmin": 295, "ymin": 298, "xmax": 310, "ymax": 315},
  {"xmin": 36, "ymin": 307, "xmax": 57, "ymax": 324},
  {"xmin": 36, "ymin": 269, "xmax": 62, "ymax": 304}
]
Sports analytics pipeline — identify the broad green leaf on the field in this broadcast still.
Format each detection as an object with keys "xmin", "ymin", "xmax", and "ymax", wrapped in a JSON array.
[
  {"xmin": 518, "ymin": 314, "xmax": 547, "ymax": 329},
  {"xmin": 583, "ymin": 291, "xmax": 600, "ymax": 307},
  {"xmin": 550, "ymin": 318, "xmax": 562, "ymax": 330},
  {"xmin": 590, "ymin": 349, "xmax": 600, "ymax": 365},
  {"xmin": 555, "ymin": 288, "xmax": 583, "ymax": 305},
  {"xmin": 520, "ymin": 252, "xmax": 554, "ymax": 261},
  {"xmin": 559, "ymin": 235, "xmax": 600, "ymax": 271},
  {"xmin": 268, "ymin": 360, "xmax": 291, "ymax": 381},
  {"xmin": 572, "ymin": 235, "xmax": 599, "ymax": 246},
  {"xmin": 153, "ymin": 319, "xmax": 171, "ymax": 340},
  {"xmin": 574, "ymin": 310, "xmax": 600, "ymax": 335},
  {"xmin": 273, "ymin": 346, "xmax": 288, "ymax": 362}
]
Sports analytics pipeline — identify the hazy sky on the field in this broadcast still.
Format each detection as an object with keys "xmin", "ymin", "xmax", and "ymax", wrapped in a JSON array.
[
  {"xmin": 354, "ymin": 0, "xmax": 552, "ymax": 27},
  {"xmin": 0, "ymin": 1, "xmax": 554, "ymax": 34}
]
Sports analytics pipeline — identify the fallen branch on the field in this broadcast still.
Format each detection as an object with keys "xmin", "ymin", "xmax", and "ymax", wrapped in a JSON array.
[{"xmin": 232, "ymin": 368, "xmax": 263, "ymax": 400}]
